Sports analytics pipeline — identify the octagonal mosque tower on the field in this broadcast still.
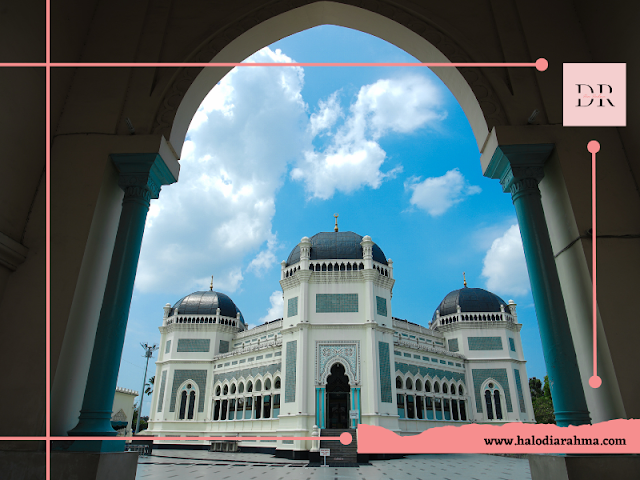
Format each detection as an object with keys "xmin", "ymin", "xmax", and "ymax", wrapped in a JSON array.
[{"xmin": 280, "ymin": 231, "xmax": 394, "ymax": 328}]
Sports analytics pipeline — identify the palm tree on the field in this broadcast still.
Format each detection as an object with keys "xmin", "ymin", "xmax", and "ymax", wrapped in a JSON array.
[{"xmin": 145, "ymin": 376, "xmax": 155, "ymax": 396}]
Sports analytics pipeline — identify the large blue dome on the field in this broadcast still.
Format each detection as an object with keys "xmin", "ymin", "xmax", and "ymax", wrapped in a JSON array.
[
  {"xmin": 433, "ymin": 287, "xmax": 507, "ymax": 321},
  {"xmin": 171, "ymin": 291, "xmax": 245, "ymax": 324},
  {"xmin": 286, "ymin": 231, "xmax": 388, "ymax": 266}
]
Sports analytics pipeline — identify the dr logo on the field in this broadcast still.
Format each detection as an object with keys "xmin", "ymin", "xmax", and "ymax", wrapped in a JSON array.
[{"xmin": 576, "ymin": 84, "xmax": 614, "ymax": 107}]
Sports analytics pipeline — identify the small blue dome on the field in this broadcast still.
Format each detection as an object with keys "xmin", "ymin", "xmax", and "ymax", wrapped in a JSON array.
[
  {"xmin": 433, "ymin": 287, "xmax": 507, "ymax": 321},
  {"xmin": 171, "ymin": 291, "xmax": 245, "ymax": 324},
  {"xmin": 286, "ymin": 231, "xmax": 387, "ymax": 266}
]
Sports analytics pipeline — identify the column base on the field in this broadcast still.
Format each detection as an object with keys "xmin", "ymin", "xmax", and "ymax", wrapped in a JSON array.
[
  {"xmin": 554, "ymin": 410, "xmax": 591, "ymax": 427},
  {"xmin": 51, "ymin": 451, "xmax": 138, "ymax": 480},
  {"xmin": 529, "ymin": 454, "xmax": 640, "ymax": 480},
  {"xmin": 52, "ymin": 439, "xmax": 126, "ymax": 453}
]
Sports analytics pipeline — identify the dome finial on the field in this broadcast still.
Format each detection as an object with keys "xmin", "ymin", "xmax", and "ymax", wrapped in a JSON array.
[
  {"xmin": 210, "ymin": 275, "xmax": 213, "ymax": 291},
  {"xmin": 463, "ymin": 272, "xmax": 467, "ymax": 288},
  {"xmin": 334, "ymin": 213, "xmax": 339, "ymax": 232}
]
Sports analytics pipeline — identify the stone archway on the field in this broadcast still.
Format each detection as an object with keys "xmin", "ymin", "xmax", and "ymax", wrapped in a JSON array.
[{"xmin": 325, "ymin": 363, "xmax": 351, "ymax": 429}]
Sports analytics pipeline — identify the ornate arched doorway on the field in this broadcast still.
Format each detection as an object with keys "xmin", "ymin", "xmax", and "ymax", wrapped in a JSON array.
[{"xmin": 325, "ymin": 363, "xmax": 350, "ymax": 429}]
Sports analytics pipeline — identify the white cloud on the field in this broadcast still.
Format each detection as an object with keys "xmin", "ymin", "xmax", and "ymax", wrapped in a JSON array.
[
  {"xmin": 481, "ymin": 224, "xmax": 530, "ymax": 296},
  {"xmin": 292, "ymin": 75, "xmax": 446, "ymax": 199},
  {"xmin": 310, "ymin": 92, "xmax": 341, "ymax": 136},
  {"xmin": 258, "ymin": 290, "xmax": 284, "ymax": 324},
  {"xmin": 247, "ymin": 236, "xmax": 280, "ymax": 277},
  {"xmin": 135, "ymin": 47, "xmax": 308, "ymax": 294},
  {"xmin": 405, "ymin": 169, "xmax": 481, "ymax": 216}
]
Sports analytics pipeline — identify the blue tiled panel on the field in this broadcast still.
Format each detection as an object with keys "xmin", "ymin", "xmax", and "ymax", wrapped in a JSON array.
[
  {"xmin": 275, "ymin": 351, "xmax": 282, "ymax": 356},
  {"xmin": 316, "ymin": 294, "xmax": 358, "ymax": 313},
  {"xmin": 288, "ymin": 297, "xmax": 298, "ymax": 317},
  {"xmin": 165, "ymin": 340, "xmax": 171, "ymax": 354},
  {"xmin": 176, "ymin": 338, "xmax": 210, "ymax": 352},
  {"xmin": 471, "ymin": 368, "xmax": 513, "ymax": 413},
  {"xmin": 213, "ymin": 362, "xmax": 281, "ymax": 384},
  {"xmin": 514, "ymin": 368, "xmax": 526, "ymax": 413},
  {"xmin": 169, "ymin": 370, "xmax": 207, "ymax": 412},
  {"xmin": 468, "ymin": 337, "xmax": 503, "ymax": 351},
  {"xmin": 157, "ymin": 370, "xmax": 167, "ymax": 412},
  {"xmin": 256, "ymin": 355, "xmax": 263, "ymax": 360},
  {"xmin": 376, "ymin": 296, "xmax": 387, "ymax": 316},
  {"xmin": 219, "ymin": 340, "xmax": 229, "ymax": 354},
  {"xmin": 394, "ymin": 351, "xmax": 401, "ymax": 356},
  {"xmin": 439, "ymin": 360, "xmax": 446, "ymax": 364},
  {"xmin": 509, "ymin": 337, "xmax": 516, "ymax": 352},
  {"xmin": 404, "ymin": 353, "xmax": 411, "ymax": 358},
  {"xmin": 394, "ymin": 362, "xmax": 466, "ymax": 383},
  {"xmin": 378, "ymin": 342, "xmax": 392, "ymax": 403},
  {"xmin": 448, "ymin": 338, "xmax": 459, "ymax": 352},
  {"xmin": 285, "ymin": 341, "xmax": 297, "ymax": 403}
]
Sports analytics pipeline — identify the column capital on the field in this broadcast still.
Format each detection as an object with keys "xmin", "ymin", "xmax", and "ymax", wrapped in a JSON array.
[
  {"xmin": 483, "ymin": 144, "xmax": 554, "ymax": 193},
  {"xmin": 111, "ymin": 152, "xmax": 178, "ymax": 200}
]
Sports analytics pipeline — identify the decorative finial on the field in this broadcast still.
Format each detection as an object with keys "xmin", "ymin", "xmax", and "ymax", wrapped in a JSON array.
[
  {"xmin": 463, "ymin": 272, "xmax": 467, "ymax": 288},
  {"xmin": 210, "ymin": 275, "xmax": 213, "ymax": 291},
  {"xmin": 334, "ymin": 213, "xmax": 339, "ymax": 232}
]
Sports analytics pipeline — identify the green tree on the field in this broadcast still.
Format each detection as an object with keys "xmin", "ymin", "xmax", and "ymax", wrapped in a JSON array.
[
  {"xmin": 131, "ymin": 402, "xmax": 148, "ymax": 432},
  {"xmin": 531, "ymin": 375, "xmax": 556, "ymax": 424},
  {"xmin": 145, "ymin": 376, "xmax": 155, "ymax": 396}
]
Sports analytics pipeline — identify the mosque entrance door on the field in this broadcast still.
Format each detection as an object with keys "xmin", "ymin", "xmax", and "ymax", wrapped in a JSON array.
[{"xmin": 326, "ymin": 363, "xmax": 350, "ymax": 429}]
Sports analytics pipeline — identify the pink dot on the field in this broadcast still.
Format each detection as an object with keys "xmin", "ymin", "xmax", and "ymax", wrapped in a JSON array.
[
  {"xmin": 587, "ymin": 140, "xmax": 600, "ymax": 154},
  {"xmin": 535, "ymin": 58, "xmax": 548, "ymax": 71},
  {"xmin": 589, "ymin": 376, "xmax": 602, "ymax": 389},
  {"xmin": 340, "ymin": 432, "xmax": 352, "ymax": 445}
]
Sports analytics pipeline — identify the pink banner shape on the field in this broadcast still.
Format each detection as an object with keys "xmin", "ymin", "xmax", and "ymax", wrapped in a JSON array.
[{"xmin": 357, "ymin": 420, "xmax": 640, "ymax": 454}]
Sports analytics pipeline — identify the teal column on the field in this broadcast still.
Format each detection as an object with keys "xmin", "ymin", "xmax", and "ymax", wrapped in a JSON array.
[
  {"xmin": 315, "ymin": 387, "xmax": 320, "ymax": 427},
  {"xmin": 321, "ymin": 388, "xmax": 326, "ymax": 428},
  {"xmin": 356, "ymin": 387, "xmax": 361, "ymax": 426},
  {"xmin": 67, "ymin": 153, "xmax": 177, "ymax": 451},
  {"xmin": 485, "ymin": 144, "xmax": 590, "ymax": 427},
  {"xmin": 350, "ymin": 387, "xmax": 355, "ymax": 429}
]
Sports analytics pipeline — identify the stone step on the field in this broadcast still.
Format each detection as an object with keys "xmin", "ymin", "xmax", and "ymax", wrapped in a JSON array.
[{"xmin": 319, "ymin": 428, "xmax": 358, "ymax": 466}]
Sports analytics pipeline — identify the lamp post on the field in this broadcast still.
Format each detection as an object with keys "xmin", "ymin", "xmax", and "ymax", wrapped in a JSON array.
[{"xmin": 135, "ymin": 343, "xmax": 158, "ymax": 434}]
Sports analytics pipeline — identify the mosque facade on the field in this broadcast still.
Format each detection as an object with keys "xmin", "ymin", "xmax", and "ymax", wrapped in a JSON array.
[{"xmin": 146, "ymin": 231, "xmax": 535, "ymax": 454}]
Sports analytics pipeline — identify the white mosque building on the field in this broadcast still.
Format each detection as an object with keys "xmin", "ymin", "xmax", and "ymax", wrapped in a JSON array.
[{"xmin": 146, "ymin": 229, "xmax": 535, "ymax": 456}]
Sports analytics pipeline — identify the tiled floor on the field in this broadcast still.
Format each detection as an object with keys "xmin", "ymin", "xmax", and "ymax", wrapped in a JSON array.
[{"xmin": 136, "ymin": 450, "xmax": 532, "ymax": 480}]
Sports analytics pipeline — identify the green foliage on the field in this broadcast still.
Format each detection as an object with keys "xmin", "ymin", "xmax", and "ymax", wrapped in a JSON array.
[
  {"xmin": 530, "ymin": 375, "xmax": 555, "ymax": 424},
  {"xmin": 145, "ymin": 376, "xmax": 155, "ymax": 396}
]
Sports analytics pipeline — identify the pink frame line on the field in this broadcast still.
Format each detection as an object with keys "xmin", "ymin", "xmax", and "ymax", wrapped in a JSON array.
[
  {"xmin": 9, "ymin": 436, "xmax": 341, "ymax": 441},
  {"xmin": 0, "ymin": 60, "xmax": 547, "ymax": 69},
  {"xmin": 587, "ymin": 141, "xmax": 601, "ymax": 389}
]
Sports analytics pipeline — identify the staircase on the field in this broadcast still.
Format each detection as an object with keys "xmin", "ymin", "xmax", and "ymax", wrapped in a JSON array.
[{"xmin": 319, "ymin": 428, "xmax": 358, "ymax": 466}]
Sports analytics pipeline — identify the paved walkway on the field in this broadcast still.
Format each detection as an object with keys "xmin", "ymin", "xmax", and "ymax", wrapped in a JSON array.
[{"xmin": 136, "ymin": 450, "xmax": 532, "ymax": 480}]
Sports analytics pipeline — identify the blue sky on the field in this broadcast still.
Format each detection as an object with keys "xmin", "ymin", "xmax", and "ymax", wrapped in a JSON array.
[{"xmin": 118, "ymin": 26, "xmax": 546, "ymax": 416}]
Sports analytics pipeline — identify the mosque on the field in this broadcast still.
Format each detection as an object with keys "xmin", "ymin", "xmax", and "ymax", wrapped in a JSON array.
[{"xmin": 146, "ymin": 228, "xmax": 535, "ymax": 455}]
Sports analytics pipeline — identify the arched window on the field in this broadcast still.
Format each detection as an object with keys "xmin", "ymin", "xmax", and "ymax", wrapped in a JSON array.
[
  {"xmin": 484, "ymin": 382, "xmax": 503, "ymax": 420},
  {"xmin": 442, "ymin": 383, "xmax": 448, "ymax": 394},
  {"xmin": 328, "ymin": 264, "xmax": 333, "ymax": 272},
  {"xmin": 247, "ymin": 381, "xmax": 253, "ymax": 393},
  {"xmin": 179, "ymin": 391, "xmax": 188, "ymax": 419},
  {"xmin": 322, "ymin": 263, "xmax": 327, "ymax": 271},
  {"xmin": 188, "ymin": 391, "xmax": 196, "ymax": 419},
  {"xmin": 255, "ymin": 379, "xmax": 262, "ymax": 391},
  {"xmin": 396, "ymin": 376, "xmax": 403, "ymax": 389},
  {"xmin": 415, "ymin": 379, "xmax": 422, "ymax": 391},
  {"xmin": 215, "ymin": 385, "xmax": 221, "ymax": 396},
  {"xmin": 450, "ymin": 384, "xmax": 456, "ymax": 395},
  {"xmin": 359, "ymin": 263, "xmax": 364, "ymax": 270},
  {"xmin": 340, "ymin": 263, "xmax": 345, "ymax": 271},
  {"xmin": 265, "ymin": 378, "xmax": 271, "ymax": 390},
  {"xmin": 459, "ymin": 385, "xmax": 464, "ymax": 395},
  {"xmin": 425, "ymin": 380, "xmax": 431, "ymax": 392},
  {"xmin": 309, "ymin": 264, "xmax": 314, "ymax": 270},
  {"xmin": 274, "ymin": 377, "xmax": 281, "ymax": 389},
  {"xmin": 223, "ymin": 384, "xmax": 228, "ymax": 395},
  {"xmin": 406, "ymin": 378, "xmax": 413, "ymax": 390},
  {"xmin": 434, "ymin": 382, "xmax": 440, "ymax": 393},
  {"xmin": 238, "ymin": 382, "xmax": 244, "ymax": 394},
  {"xmin": 315, "ymin": 264, "xmax": 320, "ymax": 271},
  {"xmin": 347, "ymin": 263, "xmax": 352, "ymax": 271},
  {"xmin": 231, "ymin": 383, "xmax": 236, "ymax": 394}
]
